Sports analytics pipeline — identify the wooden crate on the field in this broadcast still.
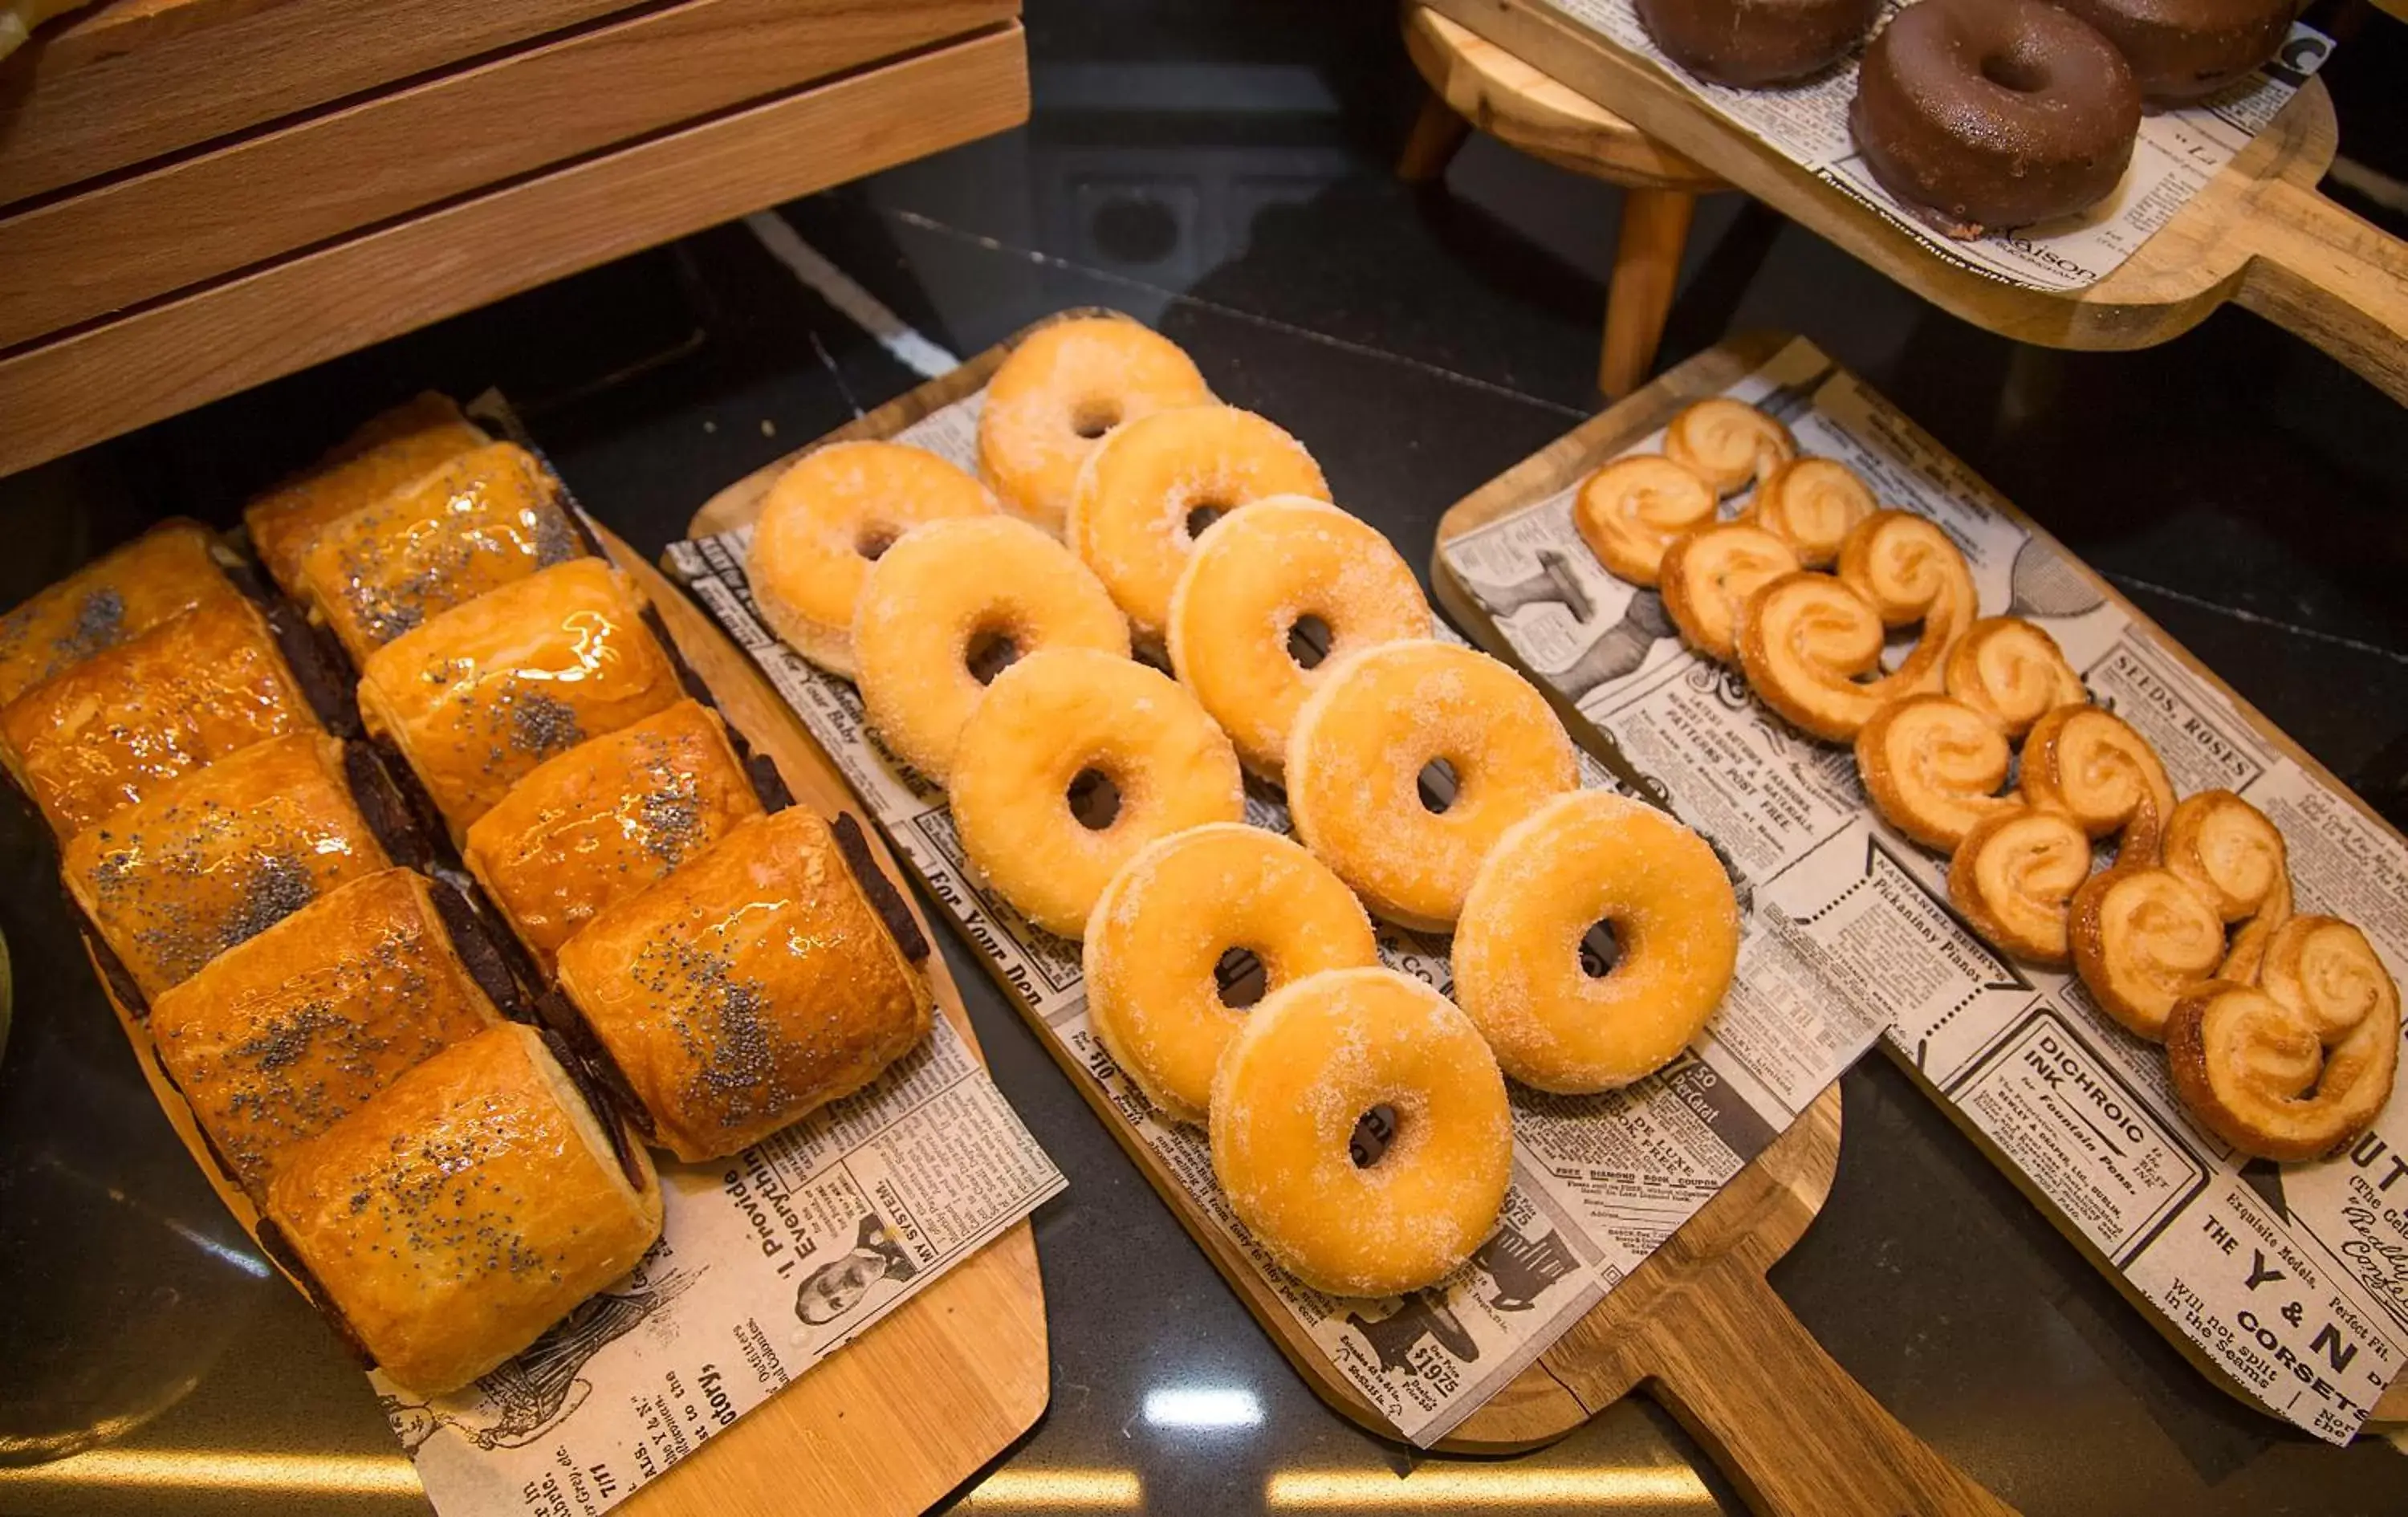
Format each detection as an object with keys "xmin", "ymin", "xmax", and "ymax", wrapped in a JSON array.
[{"xmin": 0, "ymin": 0, "xmax": 1029, "ymax": 477}]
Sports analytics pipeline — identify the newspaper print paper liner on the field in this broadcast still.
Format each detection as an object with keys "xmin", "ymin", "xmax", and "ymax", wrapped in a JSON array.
[
  {"xmin": 1436, "ymin": 335, "xmax": 2408, "ymax": 1444},
  {"xmin": 665, "ymin": 388, "xmax": 1885, "ymax": 1446},
  {"xmin": 1534, "ymin": 0, "xmax": 2332, "ymax": 293}
]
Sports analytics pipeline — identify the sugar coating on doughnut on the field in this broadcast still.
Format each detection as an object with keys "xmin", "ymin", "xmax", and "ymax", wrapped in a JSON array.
[
  {"xmin": 1209, "ymin": 966, "xmax": 1512, "ymax": 1298},
  {"xmin": 1084, "ymin": 824, "xmax": 1377, "ymax": 1125},
  {"xmin": 852, "ymin": 515, "xmax": 1130, "ymax": 784},
  {"xmin": 1285, "ymin": 640, "xmax": 1578, "ymax": 931},
  {"xmin": 1454, "ymin": 791, "xmax": 1740, "ymax": 1093},
  {"xmin": 976, "ymin": 319, "xmax": 1213, "ymax": 535},
  {"xmin": 1068, "ymin": 405, "xmax": 1329, "ymax": 645},
  {"xmin": 1166, "ymin": 498, "xmax": 1430, "ymax": 781},
  {"xmin": 950, "ymin": 648, "xmax": 1243, "ymax": 938},
  {"xmin": 746, "ymin": 441, "xmax": 997, "ymax": 677}
]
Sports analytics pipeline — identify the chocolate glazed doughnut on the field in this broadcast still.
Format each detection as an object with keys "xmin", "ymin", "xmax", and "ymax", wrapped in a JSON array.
[
  {"xmin": 1852, "ymin": 0, "xmax": 2142, "ymax": 235},
  {"xmin": 2052, "ymin": 0, "xmax": 2299, "ymax": 102},
  {"xmin": 1637, "ymin": 0, "xmax": 1883, "ymax": 87}
]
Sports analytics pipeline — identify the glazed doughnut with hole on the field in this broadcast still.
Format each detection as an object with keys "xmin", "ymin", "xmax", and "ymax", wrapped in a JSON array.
[
  {"xmin": 1943, "ymin": 616, "xmax": 2086, "ymax": 738},
  {"xmin": 1068, "ymin": 405, "xmax": 1330, "ymax": 645},
  {"xmin": 1663, "ymin": 398, "xmax": 1795, "ymax": 497},
  {"xmin": 976, "ymin": 318, "xmax": 1212, "ymax": 533},
  {"xmin": 1636, "ymin": 0, "xmax": 1883, "ymax": 87},
  {"xmin": 1853, "ymin": 693, "xmax": 2016, "ymax": 851},
  {"xmin": 2052, "ymin": 0, "xmax": 2297, "ymax": 102},
  {"xmin": 1742, "ymin": 457, "xmax": 1877, "ymax": 568},
  {"xmin": 1209, "ymin": 967, "xmax": 1512, "ymax": 1297},
  {"xmin": 1851, "ymin": 0, "xmax": 2142, "ymax": 235},
  {"xmin": 852, "ymin": 515, "xmax": 1130, "ymax": 784},
  {"xmin": 1573, "ymin": 455, "xmax": 1718, "ymax": 586},
  {"xmin": 1166, "ymin": 498, "xmax": 1430, "ymax": 780},
  {"xmin": 1658, "ymin": 523, "xmax": 1799, "ymax": 662},
  {"xmin": 1454, "ymin": 791, "xmax": 1739, "ymax": 1094},
  {"xmin": 1950, "ymin": 806, "xmax": 2093, "ymax": 966},
  {"xmin": 949, "ymin": 648, "xmax": 1243, "ymax": 938},
  {"xmin": 1286, "ymin": 640, "xmax": 1578, "ymax": 931},
  {"xmin": 746, "ymin": 441, "xmax": 997, "ymax": 677},
  {"xmin": 1084, "ymin": 824, "xmax": 1377, "ymax": 1125}
]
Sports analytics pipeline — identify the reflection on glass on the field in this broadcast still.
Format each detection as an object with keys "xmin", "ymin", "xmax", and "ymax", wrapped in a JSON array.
[
  {"xmin": 958, "ymin": 1466, "xmax": 1143, "ymax": 1510},
  {"xmin": 1266, "ymin": 1465, "xmax": 1715, "ymax": 1511},
  {"xmin": 1141, "ymin": 1385, "xmax": 1263, "ymax": 1430},
  {"xmin": 0, "ymin": 1448, "xmax": 421, "ymax": 1499}
]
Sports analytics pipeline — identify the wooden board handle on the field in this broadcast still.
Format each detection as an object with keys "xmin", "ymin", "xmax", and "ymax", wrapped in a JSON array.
[
  {"xmin": 1641, "ymin": 1263, "xmax": 2020, "ymax": 1517},
  {"xmin": 2236, "ymin": 177, "xmax": 2408, "ymax": 406}
]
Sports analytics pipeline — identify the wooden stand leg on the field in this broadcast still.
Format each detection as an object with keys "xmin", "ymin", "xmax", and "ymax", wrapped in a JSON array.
[
  {"xmin": 1397, "ymin": 90, "xmax": 1471, "ymax": 184},
  {"xmin": 1599, "ymin": 186, "xmax": 1697, "ymax": 400}
]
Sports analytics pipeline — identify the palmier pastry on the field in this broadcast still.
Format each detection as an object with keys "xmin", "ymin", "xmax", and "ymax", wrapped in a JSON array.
[
  {"xmin": 977, "ymin": 318, "xmax": 1213, "ymax": 534},
  {"xmin": 0, "ymin": 519, "xmax": 241, "ymax": 708},
  {"xmin": 2, "ymin": 596, "xmax": 317, "ymax": 837},
  {"xmin": 63, "ymin": 734, "xmax": 392, "ymax": 999},
  {"xmin": 2070, "ymin": 864, "xmax": 2227, "ymax": 1039},
  {"xmin": 1636, "ymin": 0, "xmax": 1883, "ymax": 87},
  {"xmin": 1658, "ymin": 523, "xmax": 1800, "ymax": 662},
  {"xmin": 1573, "ymin": 454, "xmax": 1718, "ymax": 587},
  {"xmin": 2018, "ymin": 705, "xmax": 2174, "ymax": 858},
  {"xmin": 2051, "ymin": 0, "xmax": 2297, "ymax": 102},
  {"xmin": 2166, "ymin": 917, "xmax": 2400, "ymax": 1161},
  {"xmin": 1949, "ymin": 806, "xmax": 2092, "ymax": 966},
  {"xmin": 1854, "ymin": 694, "xmax": 2017, "ymax": 851},
  {"xmin": 246, "ymin": 394, "xmax": 490, "ymax": 598},
  {"xmin": 264, "ymin": 1023, "xmax": 662, "ymax": 1393},
  {"xmin": 149, "ymin": 868, "xmax": 506, "ymax": 1198},
  {"xmin": 1662, "ymin": 399, "xmax": 1796, "ymax": 497},
  {"xmin": 356, "ymin": 559, "xmax": 684, "ymax": 840},
  {"xmin": 1943, "ymin": 616, "xmax": 2086, "ymax": 737},
  {"xmin": 1741, "ymin": 458, "xmax": 1877, "ymax": 568},
  {"xmin": 553, "ymin": 808, "xmax": 934, "ymax": 1162},
  {"xmin": 2166, "ymin": 789, "xmax": 2293, "ymax": 982},
  {"xmin": 295, "ymin": 441, "xmax": 586, "ymax": 663},
  {"xmin": 463, "ymin": 699, "xmax": 769, "ymax": 973}
]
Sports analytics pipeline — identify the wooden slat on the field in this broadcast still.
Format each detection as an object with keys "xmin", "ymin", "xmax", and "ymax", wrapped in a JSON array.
[
  {"xmin": 0, "ymin": 0, "xmax": 649, "ymax": 208},
  {"xmin": 0, "ymin": 22, "xmax": 1029, "ymax": 478},
  {"xmin": 0, "ymin": 0, "xmax": 1015, "ymax": 349}
]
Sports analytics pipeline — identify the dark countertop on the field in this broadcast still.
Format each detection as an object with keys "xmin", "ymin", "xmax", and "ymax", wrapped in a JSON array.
[{"xmin": 6, "ymin": 3, "xmax": 2408, "ymax": 1513}]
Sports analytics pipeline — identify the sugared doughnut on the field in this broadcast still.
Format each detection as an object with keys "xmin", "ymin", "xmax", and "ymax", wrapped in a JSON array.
[
  {"xmin": 2052, "ymin": 0, "xmax": 2296, "ymax": 102},
  {"xmin": 746, "ymin": 441, "xmax": 996, "ymax": 676},
  {"xmin": 1852, "ymin": 0, "xmax": 2142, "ymax": 235},
  {"xmin": 1084, "ymin": 824, "xmax": 1377, "ymax": 1124},
  {"xmin": 1658, "ymin": 523, "xmax": 1800, "ymax": 661},
  {"xmin": 1573, "ymin": 455, "xmax": 1717, "ymax": 586},
  {"xmin": 1166, "ymin": 498, "xmax": 1430, "ymax": 780},
  {"xmin": 1068, "ymin": 405, "xmax": 1329, "ymax": 645},
  {"xmin": 1663, "ymin": 399, "xmax": 1795, "ymax": 498},
  {"xmin": 1209, "ymin": 967, "xmax": 1512, "ymax": 1297},
  {"xmin": 1454, "ymin": 792, "xmax": 1739, "ymax": 1094},
  {"xmin": 1854, "ymin": 693, "xmax": 2016, "ymax": 851},
  {"xmin": 1286, "ymin": 640, "xmax": 1577, "ymax": 931},
  {"xmin": 1943, "ymin": 616, "xmax": 2087, "ymax": 738},
  {"xmin": 950, "ymin": 649, "xmax": 1242, "ymax": 938},
  {"xmin": 1637, "ymin": 0, "xmax": 1884, "ymax": 87},
  {"xmin": 1742, "ymin": 458, "xmax": 1877, "ymax": 568},
  {"xmin": 977, "ymin": 319, "xmax": 1212, "ymax": 533},
  {"xmin": 852, "ymin": 516, "xmax": 1129, "ymax": 783}
]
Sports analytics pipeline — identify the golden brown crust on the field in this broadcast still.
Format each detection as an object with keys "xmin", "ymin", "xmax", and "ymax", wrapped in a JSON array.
[
  {"xmin": 1572, "ymin": 454, "xmax": 1716, "ymax": 586},
  {"xmin": 1947, "ymin": 806, "xmax": 2091, "ymax": 966},
  {"xmin": 1741, "ymin": 457, "xmax": 1874, "ymax": 567},
  {"xmin": 2068, "ymin": 865, "xmax": 2224, "ymax": 1040},
  {"xmin": 2018, "ymin": 705, "xmax": 2175, "ymax": 859},
  {"xmin": 356, "ymin": 559, "xmax": 684, "ymax": 840},
  {"xmin": 1853, "ymin": 694, "xmax": 2016, "ymax": 851},
  {"xmin": 264, "ymin": 1023, "xmax": 662, "ymax": 1393},
  {"xmin": 1662, "ymin": 398, "xmax": 1795, "ymax": 496},
  {"xmin": 555, "ymin": 808, "xmax": 933, "ymax": 1162},
  {"xmin": 1, "ymin": 596, "xmax": 318, "ymax": 837},
  {"xmin": 0, "ymin": 519, "xmax": 241, "ymax": 709},
  {"xmin": 464, "ymin": 699, "xmax": 767, "ymax": 972},
  {"xmin": 60, "ymin": 733, "xmax": 392, "ymax": 998},
  {"xmin": 246, "ymin": 395, "xmax": 489, "ymax": 597},
  {"xmin": 149, "ymin": 868, "xmax": 503, "ymax": 1199},
  {"xmin": 1658, "ymin": 522, "xmax": 1799, "ymax": 662},
  {"xmin": 1942, "ymin": 616, "xmax": 2086, "ymax": 737}
]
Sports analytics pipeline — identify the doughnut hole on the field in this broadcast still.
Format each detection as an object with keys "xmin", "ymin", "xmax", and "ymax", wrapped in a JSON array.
[
  {"xmin": 1417, "ymin": 756, "xmax": 1462, "ymax": 815},
  {"xmin": 965, "ymin": 621, "xmax": 1023, "ymax": 685},
  {"xmin": 1184, "ymin": 501, "xmax": 1230, "ymax": 541},
  {"xmin": 1980, "ymin": 47, "xmax": 2051, "ymax": 93},
  {"xmin": 1214, "ymin": 945, "xmax": 1268, "ymax": 1008},
  {"xmin": 1072, "ymin": 398, "xmax": 1122, "ymax": 440},
  {"xmin": 1286, "ymin": 613, "xmax": 1332, "ymax": 669},
  {"xmin": 854, "ymin": 523, "xmax": 899, "ymax": 560},
  {"xmin": 1067, "ymin": 766, "xmax": 1125, "ymax": 831},
  {"xmin": 1580, "ymin": 918, "xmax": 1624, "ymax": 978},
  {"xmin": 1349, "ymin": 1102, "xmax": 1401, "ymax": 1168}
]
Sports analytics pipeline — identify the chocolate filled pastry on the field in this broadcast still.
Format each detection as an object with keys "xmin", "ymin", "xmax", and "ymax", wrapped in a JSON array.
[
  {"xmin": 246, "ymin": 394, "xmax": 490, "ymax": 598},
  {"xmin": 1637, "ymin": 0, "xmax": 1883, "ymax": 87},
  {"xmin": 464, "ymin": 699, "xmax": 768, "ymax": 973},
  {"xmin": 149, "ymin": 868, "xmax": 506, "ymax": 1200},
  {"xmin": 356, "ymin": 559, "xmax": 684, "ymax": 840},
  {"xmin": 1, "ymin": 596, "xmax": 318, "ymax": 837},
  {"xmin": 62, "ymin": 734, "xmax": 393, "ymax": 999},
  {"xmin": 553, "ymin": 808, "xmax": 934, "ymax": 1162},
  {"xmin": 296, "ymin": 441, "xmax": 588, "ymax": 665},
  {"xmin": 1851, "ymin": 0, "xmax": 2142, "ymax": 235},
  {"xmin": 264, "ymin": 1023, "xmax": 662, "ymax": 1394},
  {"xmin": 0, "ymin": 519, "xmax": 242, "ymax": 708},
  {"xmin": 2052, "ymin": 0, "xmax": 2297, "ymax": 102}
]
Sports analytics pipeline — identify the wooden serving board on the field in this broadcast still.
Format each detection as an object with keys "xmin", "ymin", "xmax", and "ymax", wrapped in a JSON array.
[
  {"xmin": 680, "ymin": 312, "xmax": 2016, "ymax": 1512},
  {"xmin": 1423, "ymin": 0, "xmax": 2408, "ymax": 407},
  {"xmin": 83, "ymin": 519, "xmax": 1049, "ymax": 1517},
  {"xmin": 1430, "ymin": 330, "xmax": 2408, "ymax": 1430}
]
